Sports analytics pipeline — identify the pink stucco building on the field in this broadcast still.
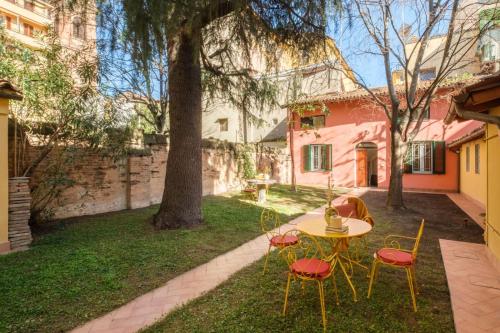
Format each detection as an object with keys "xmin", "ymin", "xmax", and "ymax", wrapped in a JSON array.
[{"xmin": 289, "ymin": 86, "xmax": 483, "ymax": 192}]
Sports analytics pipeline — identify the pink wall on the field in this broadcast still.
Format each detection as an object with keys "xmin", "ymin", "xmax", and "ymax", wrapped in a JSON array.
[{"xmin": 290, "ymin": 90, "xmax": 482, "ymax": 192}]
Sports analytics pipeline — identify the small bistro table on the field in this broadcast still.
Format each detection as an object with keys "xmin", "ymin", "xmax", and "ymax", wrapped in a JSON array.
[
  {"xmin": 296, "ymin": 215, "xmax": 372, "ymax": 302},
  {"xmin": 247, "ymin": 178, "xmax": 276, "ymax": 203}
]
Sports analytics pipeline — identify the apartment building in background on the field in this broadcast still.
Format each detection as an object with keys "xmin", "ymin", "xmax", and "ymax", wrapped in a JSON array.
[
  {"xmin": 0, "ymin": 0, "xmax": 95, "ymax": 50},
  {"xmin": 202, "ymin": 38, "xmax": 356, "ymax": 144},
  {"xmin": 392, "ymin": 1, "xmax": 499, "ymax": 84}
]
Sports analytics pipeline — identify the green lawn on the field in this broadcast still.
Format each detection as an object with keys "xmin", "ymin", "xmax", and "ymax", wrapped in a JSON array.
[
  {"xmin": 0, "ymin": 185, "xmax": 333, "ymax": 333},
  {"xmin": 145, "ymin": 191, "xmax": 484, "ymax": 333}
]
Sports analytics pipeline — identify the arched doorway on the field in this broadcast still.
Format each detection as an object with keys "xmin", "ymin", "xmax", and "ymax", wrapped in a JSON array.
[{"xmin": 355, "ymin": 142, "xmax": 378, "ymax": 187}]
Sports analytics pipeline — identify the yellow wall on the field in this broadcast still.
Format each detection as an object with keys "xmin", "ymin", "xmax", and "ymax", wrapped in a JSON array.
[
  {"xmin": 460, "ymin": 137, "xmax": 487, "ymax": 206},
  {"xmin": 486, "ymin": 106, "xmax": 500, "ymax": 261},
  {"xmin": 0, "ymin": 99, "xmax": 10, "ymax": 253}
]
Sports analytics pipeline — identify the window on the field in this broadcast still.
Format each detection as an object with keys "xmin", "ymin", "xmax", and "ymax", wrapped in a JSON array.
[
  {"xmin": 72, "ymin": 17, "xmax": 85, "ymax": 40},
  {"xmin": 481, "ymin": 42, "xmax": 497, "ymax": 61},
  {"xmin": 474, "ymin": 144, "xmax": 480, "ymax": 174},
  {"xmin": 312, "ymin": 145, "xmax": 325, "ymax": 171},
  {"xmin": 303, "ymin": 144, "xmax": 332, "ymax": 172},
  {"xmin": 272, "ymin": 118, "xmax": 278, "ymax": 125},
  {"xmin": 217, "ymin": 118, "xmax": 228, "ymax": 132},
  {"xmin": 24, "ymin": 0, "xmax": 34, "ymax": 11},
  {"xmin": 405, "ymin": 141, "xmax": 446, "ymax": 174},
  {"xmin": 5, "ymin": 16, "xmax": 11, "ymax": 30},
  {"xmin": 466, "ymin": 146, "xmax": 470, "ymax": 172},
  {"xmin": 412, "ymin": 142, "xmax": 433, "ymax": 174},
  {"xmin": 23, "ymin": 23, "xmax": 34, "ymax": 37},
  {"xmin": 54, "ymin": 16, "xmax": 60, "ymax": 34},
  {"xmin": 300, "ymin": 115, "xmax": 325, "ymax": 129},
  {"xmin": 419, "ymin": 68, "xmax": 436, "ymax": 81}
]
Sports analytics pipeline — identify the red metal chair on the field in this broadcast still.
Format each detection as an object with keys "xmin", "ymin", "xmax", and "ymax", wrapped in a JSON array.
[
  {"xmin": 280, "ymin": 230, "xmax": 337, "ymax": 332},
  {"xmin": 367, "ymin": 219, "xmax": 425, "ymax": 312},
  {"xmin": 261, "ymin": 208, "xmax": 298, "ymax": 274}
]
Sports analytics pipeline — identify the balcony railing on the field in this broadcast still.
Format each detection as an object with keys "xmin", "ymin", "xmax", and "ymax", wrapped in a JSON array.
[{"xmin": 3, "ymin": 0, "xmax": 51, "ymax": 19}]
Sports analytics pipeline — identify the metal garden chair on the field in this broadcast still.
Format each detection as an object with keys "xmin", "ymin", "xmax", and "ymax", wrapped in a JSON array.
[
  {"xmin": 367, "ymin": 219, "xmax": 425, "ymax": 312},
  {"xmin": 280, "ymin": 230, "xmax": 337, "ymax": 332},
  {"xmin": 261, "ymin": 208, "xmax": 299, "ymax": 274}
]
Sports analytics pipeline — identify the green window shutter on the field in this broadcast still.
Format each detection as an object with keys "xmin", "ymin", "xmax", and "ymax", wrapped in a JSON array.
[
  {"xmin": 403, "ymin": 143, "xmax": 413, "ymax": 174},
  {"xmin": 303, "ymin": 145, "xmax": 311, "ymax": 172},
  {"xmin": 325, "ymin": 144, "xmax": 333, "ymax": 170},
  {"xmin": 433, "ymin": 141, "xmax": 446, "ymax": 174}
]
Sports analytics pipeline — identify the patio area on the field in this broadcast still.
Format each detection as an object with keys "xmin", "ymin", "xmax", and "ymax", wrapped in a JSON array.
[
  {"xmin": 141, "ymin": 191, "xmax": 485, "ymax": 332},
  {"xmin": 0, "ymin": 187, "xmax": 493, "ymax": 332}
]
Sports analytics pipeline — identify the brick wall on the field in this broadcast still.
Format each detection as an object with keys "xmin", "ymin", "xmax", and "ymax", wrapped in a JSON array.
[{"xmin": 8, "ymin": 137, "xmax": 290, "ymax": 220}]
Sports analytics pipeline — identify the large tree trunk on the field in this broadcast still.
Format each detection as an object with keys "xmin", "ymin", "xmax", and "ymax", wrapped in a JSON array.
[
  {"xmin": 386, "ymin": 125, "xmax": 406, "ymax": 209},
  {"xmin": 153, "ymin": 29, "xmax": 203, "ymax": 229}
]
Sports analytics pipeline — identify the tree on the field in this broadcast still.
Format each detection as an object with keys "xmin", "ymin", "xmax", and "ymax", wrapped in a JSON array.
[
  {"xmin": 335, "ymin": 0, "xmax": 494, "ymax": 208},
  {"xmin": 99, "ymin": 0, "xmax": 340, "ymax": 229},
  {"xmin": 0, "ymin": 29, "xmax": 130, "ymax": 221}
]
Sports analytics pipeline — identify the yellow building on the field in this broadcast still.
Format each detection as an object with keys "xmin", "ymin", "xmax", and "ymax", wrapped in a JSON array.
[
  {"xmin": 0, "ymin": 79, "xmax": 22, "ymax": 254},
  {"xmin": 446, "ymin": 73, "xmax": 500, "ymax": 263},
  {"xmin": 449, "ymin": 126, "xmax": 487, "ymax": 208}
]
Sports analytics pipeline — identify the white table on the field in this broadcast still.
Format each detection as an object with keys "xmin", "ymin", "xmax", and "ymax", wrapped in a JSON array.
[{"xmin": 247, "ymin": 179, "xmax": 277, "ymax": 203}]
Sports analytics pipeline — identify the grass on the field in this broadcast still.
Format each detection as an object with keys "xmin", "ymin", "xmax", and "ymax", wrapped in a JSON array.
[
  {"xmin": 0, "ymin": 185, "xmax": 334, "ymax": 333},
  {"xmin": 144, "ymin": 191, "xmax": 484, "ymax": 333}
]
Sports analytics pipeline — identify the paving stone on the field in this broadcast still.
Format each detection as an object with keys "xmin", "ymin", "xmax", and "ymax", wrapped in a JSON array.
[{"xmin": 440, "ymin": 239, "xmax": 500, "ymax": 333}]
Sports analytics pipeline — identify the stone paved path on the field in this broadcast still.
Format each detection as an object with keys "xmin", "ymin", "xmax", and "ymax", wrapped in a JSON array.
[
  {"xmin": 70, "ymin": 189, "xmax": 365, "ymax": 333},
  {"xmin": 440, "ymin": 239, "xmax": 500, "ymax": 333},
  {"xmin": 447, "ymin": 193, "xmax": 486, "ymax": 229}
]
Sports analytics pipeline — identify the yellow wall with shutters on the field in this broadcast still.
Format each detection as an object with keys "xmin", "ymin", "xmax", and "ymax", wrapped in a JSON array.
[
  {"xmin": 486, "ymin": 106, "xmax": 500, "ymax": 261},
  {"xmin": 460, "ymin": 138, "xmax": 487, "ymax": 207},
  {"xmin": 0, "ymin": 99, "xmax": 10, "ymax": 253}
]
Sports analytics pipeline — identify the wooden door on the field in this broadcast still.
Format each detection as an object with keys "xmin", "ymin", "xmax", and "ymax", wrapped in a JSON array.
[{"xmin": 356, "ymin": 149, "xmax": 368, "ymax": 187}]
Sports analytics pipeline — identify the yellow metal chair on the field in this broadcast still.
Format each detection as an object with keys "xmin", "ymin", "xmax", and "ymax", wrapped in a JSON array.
[
  {"xmin": 280, "ymin": 230, "xmax": 337, "ymax": 332},
  {"xmin": 261, "ymin": 208, "xmax": 299, "ymax": 274},
  {"xmin": 242, "ymin": 185, "xmax": 257, "ymax": 201},
  {"xmin": 367, "ymin": 219, "xmax": 425, "ymax": 312}
]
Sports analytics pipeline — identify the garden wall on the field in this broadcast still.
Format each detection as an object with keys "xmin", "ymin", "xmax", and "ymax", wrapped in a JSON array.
[{"xmin": 8, "ymin": 136, "xmax": 291, "ymax": 220}]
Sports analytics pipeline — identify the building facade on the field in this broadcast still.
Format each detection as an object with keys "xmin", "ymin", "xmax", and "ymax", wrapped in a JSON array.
[
  {"xmin": 445, "ymin": 74, "xmax": 500, "ymax": 262},
  {"xmin": 202, "ymin": 40, "xmax": 355, "ymax": 144},
  {"xmin": 0, "ymin": 0, "xmax": 96, "ymax": 50},
  {"xmin": 0, "ymin": 80, "xmax": 22, "ymax": 254},
  {"xmin": 448, "ymin": 127, "xmax": 487, "ymax": 208},
  {"xmin": 392, "ymin": 2, "xmax": 499, "ymax": 85},
  {"xmin": 288, "ymin": 86, "xmax": 483, "ymax": 192}
]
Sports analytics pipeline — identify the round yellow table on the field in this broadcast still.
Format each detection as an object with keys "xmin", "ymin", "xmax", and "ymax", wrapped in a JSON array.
[{"xmin": 296, "ymin": 215, "xmax": 372, "ymax": 302}]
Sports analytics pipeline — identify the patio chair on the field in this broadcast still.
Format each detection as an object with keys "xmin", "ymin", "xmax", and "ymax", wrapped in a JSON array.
[
  {"xmin": 280, "ymin": 230, "xmax": 337, "ymax": 332},
  {"xmin": 367, "ymin": 219, "xmax": 425, "ymax": 312},
  {"xmin": 335, "ymin": 197, "xmax": 374, "ymax": 268},
  {"xmin": 261, "ymin": 208, "xmax": 299, "ymax": 274},
  {"xmin": 335, "ymin": 197, "xmax": 374, "ymax": 226},
  {"xmin": 242, "ymin": 185, "xmax": 257, "ymax": 201}
]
